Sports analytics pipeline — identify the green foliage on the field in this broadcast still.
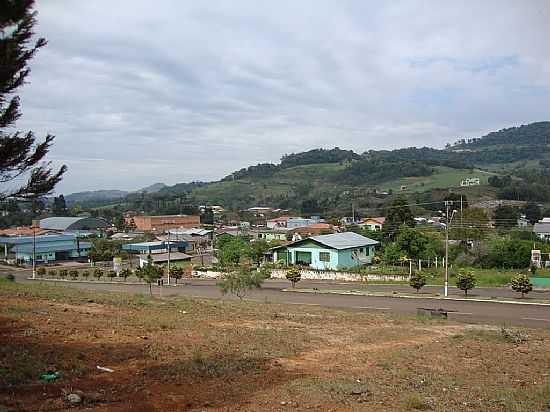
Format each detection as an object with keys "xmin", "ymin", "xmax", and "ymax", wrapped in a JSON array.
[
  {"xmin": 510, "ymin": 274, "xmax": 533, "ymax": 298},
  {"xmin": 383, "ymin": 225, "xmax": 438, "ymax": 262},
  {"xmin": 249, "ymin": 239, "xmax": 270, "ymax": 264},
  {"xmin": 81, "ymin": 270, "xmax": 90, "ymax": 280},
  {"xmin": 479, "ymin": 239, "xmax": 534, "ymax": 269},
  {"xmin": 106, "ymin": 270, "xmax": 117, "ymax": 279},
  {"xmin": 140, "ymin": 255, "xmax": 164, "ymax": 295},
  {"xmin": 286, "ymin": 267, "xmax": 301, "ymax": 288},
  {"xmin": 494, "ymin": 206, "xmax": 520, "ymax": 229},
  {"xmin": 68, "ymin": 269, "xmax": 78, "ymax": 280},
  {"xmin": 455, "ymin": 271, "xmax": 477, "ymax": 296},
  {"xmin": 216, "ymin": 265, "xmax": 267, "ymax": 299},
  {"xmin": 58, "ymin": 269, "xmax": 68, "ymax": 279},
  {"xmin": 218, "ymin": 236, "xmax": 252, "ymax": 266},
  {"xmin": 119, "ymin": 267, "xmax": 132, "ymax": 280},
  {"xmin": 523, "ymin": 203, "xmax": 542, "ymax": 224},
  {"xmin": 93, "ymin": 268, "xmax": 103, "ymax": 280},
  {"xmin": 409, "ymin": 271, "xmax": 427, "ymax": 292},
  {"xmin": 48, "ymin": 269, "xmax": 57, "ymax": 278},
  {"xmin": 385, "ymin": 197, "xmax": 415, "ymax": 232},
  {"xmin": 170, "ymin": 266, "xmax": 184, "ymax": 284},
  {"xmin": 89, "ymin": 238, "xmax": 124, "ymax": 262},
  {"xmin": 451, "ymin": 208, "xmax": 489, "ymax": 241},
  {"xmin": 36, "ymin": 267, "xmax": 46, "ymax": 277}
]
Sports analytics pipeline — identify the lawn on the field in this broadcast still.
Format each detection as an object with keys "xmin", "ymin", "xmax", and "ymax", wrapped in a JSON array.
[{"xmin": 1, "ymin": 279, "xmax": 550, "ymax": 411}]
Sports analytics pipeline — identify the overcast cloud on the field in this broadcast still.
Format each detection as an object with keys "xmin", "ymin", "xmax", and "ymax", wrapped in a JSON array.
[{"xmin": 16, "ymin": 0, "xmax": 550, "ymax": 193}]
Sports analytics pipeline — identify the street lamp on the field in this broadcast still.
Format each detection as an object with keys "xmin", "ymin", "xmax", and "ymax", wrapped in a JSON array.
[
  {"xmin": 31, "ymin": 219, "xmax": 40, "ymax": 279},
  {"xmin": 444, "ymin": 204, "xmax": 458, "ymax": 297}
]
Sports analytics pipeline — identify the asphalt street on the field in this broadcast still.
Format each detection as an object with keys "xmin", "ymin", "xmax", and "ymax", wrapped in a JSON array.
[{"xmin": 4, "ymin": 268, "xmax": 550, "ymax": 328}]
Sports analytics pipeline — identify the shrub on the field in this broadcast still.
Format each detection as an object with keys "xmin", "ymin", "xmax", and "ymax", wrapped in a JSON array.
[
  {"xmin": 106, "ymin": 270, "xmax": 117, "ymax": 280},
  {"xmin": 36, "ymin": 267, "xmax": 46, "ymax": 277},
  {"xmin": 217, "ymin": 265, "xmax": 266, "ymax": 300},
  {"xmin": 170, "ymin": 266, "xmax": 184, "ymax": 284},
  {"xmin": 48, "ymin": 269, "xmax": 57, "ymax": 278},
  {"xmin": 68, "ymin": 269, "xmax": 78, "ymax": 280},
  {"xmin": 510, "ymin": 274, "xmax": 533, "ymax": 298},
  {"xmin": 119, "ymin": 268, "xmax": 132, "ymax": 281},
  {"xmin": 409, "ymin": 271, "xmax": 427, "ymax": 293},
  {"xmin": 372, "ymin": 256, "xmax": 381, "ymax": 265},
  {"xmin": 58, "ymin": 269, "xmax": 68, "ymax": 279},
  {"xmin": 93, "ymin": 268, "xmax": 103, "ymax": 281},
  {"xmin": 81, "ymin": 270, "xmax": 90, "ymax": 280},
  {"xmin": 5, "ymin": 274, "xmax": 15, "ymax": 282},
  {"xmin": 455, "ymin": 271, "xmax": 477, "ymax": 296},
  {"xmin": 286, "ymin": 267, "xmax": 301, "ymax": 288}
]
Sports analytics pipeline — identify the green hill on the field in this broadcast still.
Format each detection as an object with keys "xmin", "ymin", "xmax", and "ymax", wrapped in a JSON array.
[{"xmin": 87, "ymin": 121, "xmax": 550, "ymax": 214}]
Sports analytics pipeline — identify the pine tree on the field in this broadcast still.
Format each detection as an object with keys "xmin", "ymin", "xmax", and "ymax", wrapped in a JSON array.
[{"xmin": 0, "ymin": 0, "xmax": 66, "ymax": 201}]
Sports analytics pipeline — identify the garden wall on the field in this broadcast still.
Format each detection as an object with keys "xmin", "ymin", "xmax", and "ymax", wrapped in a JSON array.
[{"xmin": 193, "ymin": 269, "xmax": 409, "ymax": 282}]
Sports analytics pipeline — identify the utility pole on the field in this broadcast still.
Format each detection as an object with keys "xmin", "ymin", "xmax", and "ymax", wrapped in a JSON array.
[
  {"xmin": 166, "ymin": 231, "xmax": 171, "ymax": 285},
  {"xmin": 444, "ymin": 201, "xmax": 450, "ymax": 297},
  {"xmin": 32, "ymin": 224, "xmax": 36, "ymax": 279}
]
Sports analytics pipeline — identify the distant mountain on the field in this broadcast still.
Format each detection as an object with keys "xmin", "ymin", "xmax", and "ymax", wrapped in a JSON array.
[
  {"xmin": 65, "ymin": 189, "xmax": 129, "ymax": 204},
  {"xmin": 452, "ymin": 121, "xmax": 550, "ymax": 148},
  {"xmin": 136, "ymin": 182, "xmax": 167, "ymax": 194}
]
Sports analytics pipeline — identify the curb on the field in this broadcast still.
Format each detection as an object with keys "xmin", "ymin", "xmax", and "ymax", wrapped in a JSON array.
[{"xmin": 282, "ymin": 288, "xmax": 550, "ymax": 307}]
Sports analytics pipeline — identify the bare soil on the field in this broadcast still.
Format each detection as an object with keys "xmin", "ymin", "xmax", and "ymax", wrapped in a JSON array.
[{"xmin": 1, "ymin": 280, "xmax": 549, "ymax": 411}]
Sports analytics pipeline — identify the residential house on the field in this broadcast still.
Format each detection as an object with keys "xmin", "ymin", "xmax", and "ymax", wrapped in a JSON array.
[
  {"xmin": 266, "ymin": 216, "xmax": 293, "ymax": 229},
  {"xmin": 287, "ymin": 223, "xmax": 336, "ymax": 238},
  {"xmin": 460, "ymin": 177, "xmax": 480, "ymax": 187},
  {"xmin": 0, "ymin": 234, "xmax": 92, "ymax": 264},
  {"xmin": 287, "ymin": 216, "xmax": 324, "ymax": 228},
  {"xmin": 534, "ymin": 218, "xmax": 550, "ymax": 241},
  {"xmin": 270, "ymin": 232, "xmax": 378, "ymax": 271},
  {"xmin": 253, "ymin": 228, "xmax": 289, "ymax": 242},
  {"xmin": 358, "ymin": 217, "xmax": 385, "ymax": 231}
]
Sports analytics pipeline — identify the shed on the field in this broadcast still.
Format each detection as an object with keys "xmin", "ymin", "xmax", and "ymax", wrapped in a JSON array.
[{"xmin": 40, "ymin": 217, "xmax": 110, "ymax": 231}]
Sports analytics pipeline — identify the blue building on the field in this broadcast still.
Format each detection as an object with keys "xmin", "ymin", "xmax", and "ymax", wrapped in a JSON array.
[
  {"xmin": 287, "ymin": 216, "xmax": 324, "ymax": 229},
  {"xmin": 0, "ymin": 234, "xmax": 92, "ymax": 264},
  {"xmin": 271, "ymin": 232, "xmax": 378, "ymax": 271}
]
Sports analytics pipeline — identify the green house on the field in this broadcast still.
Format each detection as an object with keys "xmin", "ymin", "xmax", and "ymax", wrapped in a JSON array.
[{"xmin": 271, "ymin": 232, "xmax": 378, "ymax": 271}]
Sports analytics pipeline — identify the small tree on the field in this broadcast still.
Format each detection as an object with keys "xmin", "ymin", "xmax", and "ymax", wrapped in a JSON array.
[
  {"xmin": 141, "ymin": 255, "xmax": 163, "ymax": 296},
  {"xmin": 455, "ymin": 271, "xmax": 476, "ymax": 296},
  {"xmin": 48, "ymin": 269, "xmax": 57, "ymax": 278},
  {"xmin": 217, "ymin": 265, "xmax": 266, "ymax": 300},
  {"xmin": 93, "ymin": 268, "xmax": 103, "ymax": 281},
  {"xmin": 511, "ymin": 274, "xmax": 533, "ymax": 298},
  {"xmin": 286, "ymin": 267, "xmax": 301, "ymax": 288},
  {"xmin": 409, "ymin": 271, "xmax": 427, "ymax": 293},
  {"xmin": 68, "ymin": 269, "xmax": 78, "ymax": 280},
  {"xmin": 171, "ymin": 266, "xmax": 184, "ymax": 285},
  {"xmin": 106, "ymin": 270, "xmax": 117, "ymax": 280},
  {"xmin": 119, "ymin": 268, "xmax": 132, "ymax": 281},
  {"xmin": 59, "ymin": 269, "xmax": 68, "ymax": 279},
  {"xmin": 36, "ymin": 266, "xmax": 46, "ymax": 277},
  {"xmin": 81, "ymin": 270, "xmax": 90, "ymax": 280}
]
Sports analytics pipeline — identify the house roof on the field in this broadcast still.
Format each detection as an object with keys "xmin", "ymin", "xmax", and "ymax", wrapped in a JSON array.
[
  {"xmin": 40, "ymin": 217, "xmax": 110, "ymax": 231},
  {"xmin": 273, "ymin": 231, "xmax": 378, "ymax": 251},
  {"xmin": 0, "ymin": 234, "xmax": 77, "ymax": 245},
  {"xmin": 534, "ymin": 222, "xmax": 550, "ymax": 234},
  {"xmin": 363, "ymin": 217, "xmax": 385, "ymax": 224},
  {"xmin": 13, "ymin": 241, "xmax": 92, "ymax": 254},
  {"xmin": 139, "ymin": 252, "xmax": 192, "ymax": 262},
  {"xmin": 122, "ymin": 240, "xmax": 188, "ymax": 251}
]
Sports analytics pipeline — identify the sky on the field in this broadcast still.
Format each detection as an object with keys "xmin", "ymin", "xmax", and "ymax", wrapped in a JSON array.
[{"xmin": 16, "ymin": 0, "xmax": 550, "ymax": 193}]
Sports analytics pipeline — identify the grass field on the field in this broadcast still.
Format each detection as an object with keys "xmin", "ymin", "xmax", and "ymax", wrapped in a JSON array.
[
  {"xmin": 382, "ymin": 167, "xmax": 498, "ymax": 193},
  {"xmin": 1, "ymin": 279, "xmax": 550, "ymax": 411}
]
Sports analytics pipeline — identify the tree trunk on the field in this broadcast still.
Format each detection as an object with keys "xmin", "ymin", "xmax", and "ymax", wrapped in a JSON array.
[
  {"xmin": 465, "ymin": 289, "xmax": 468, "ymax": 296},
  {"xmin": 149, "ymin": 283, "xmax": 152, "ymax": 296}
]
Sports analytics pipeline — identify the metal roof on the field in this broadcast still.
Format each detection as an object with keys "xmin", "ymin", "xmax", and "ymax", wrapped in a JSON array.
[
  {"xmin": 122, "ymin": 240, "xmax": 188, "ymax": 252},
  {"xmin": 0, "ymin": 234, "xmax": 77, "ymax": 245},
  {"xmin": 534, "ymin": 222, "xmax": 550, "ymax": 233},
  {"xmin": 40, "ymin": 217, "xmax": 110, "ymax": 231},
  {"xmin": 139, "ymin": 252, "xmax": 192, "ymax": 262},
  {"xmin": 309, "ymin": 232, "xmax": 379, "ymax": 249},
  {"xmin": 13, "ymin": 242, "xmax": 92, "ymax": 254}
]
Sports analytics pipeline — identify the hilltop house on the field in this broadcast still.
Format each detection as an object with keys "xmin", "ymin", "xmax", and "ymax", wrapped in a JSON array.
[
  {"xmin": 357, "ymin": 217, "xmax": 385, "ymax": 231},
  {"xmin": 270, "ymin": 232, "xmax": 378, "ymax": 271}
]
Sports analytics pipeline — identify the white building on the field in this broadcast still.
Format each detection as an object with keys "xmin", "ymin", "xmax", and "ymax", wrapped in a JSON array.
[{"xmin": 460, "ymin": 177, "xmax": 480, "ymax": 187}]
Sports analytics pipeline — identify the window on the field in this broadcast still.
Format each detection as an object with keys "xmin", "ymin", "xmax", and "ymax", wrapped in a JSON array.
[{"xmin": 319, "ymin": 252, "xmax": 330, "ymax": 262}]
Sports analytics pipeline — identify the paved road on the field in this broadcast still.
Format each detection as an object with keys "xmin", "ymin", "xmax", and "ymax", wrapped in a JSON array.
[{"xmin": 5, "ymin": 269, "xmax": 550, "ymax": 329}]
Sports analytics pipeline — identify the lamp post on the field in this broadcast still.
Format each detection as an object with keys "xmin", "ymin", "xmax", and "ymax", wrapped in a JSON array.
[
  {"xmin": 31, "ymin": 219, "xmax": 39, "ymax": 279},
  {"xmin": 166, "ymin": 230, "xmax": 171, "ymax": 286},
  {"xmin": 444, "ymin": 203, "xmax": 457, "ymax": 297}
]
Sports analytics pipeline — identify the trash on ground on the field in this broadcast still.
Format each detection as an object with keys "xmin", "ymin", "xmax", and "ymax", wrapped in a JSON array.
[
  {"xmin": 96, "ymin": 365, "xmax": 114, "ymax": 373},
  {"xmin": 39, "ymin": 371, "xmax": 62, "ymax": 382}
]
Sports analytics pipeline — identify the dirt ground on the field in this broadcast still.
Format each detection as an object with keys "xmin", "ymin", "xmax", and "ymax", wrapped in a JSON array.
[{"xmin": 1, "ymin": 280, "xmax": 550, "ymax": 411}]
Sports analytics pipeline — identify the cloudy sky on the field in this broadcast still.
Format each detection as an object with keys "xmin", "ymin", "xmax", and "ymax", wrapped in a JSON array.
[{"xmin": 17, "ymin": 0, "xmax": 550, "ymax": 193}]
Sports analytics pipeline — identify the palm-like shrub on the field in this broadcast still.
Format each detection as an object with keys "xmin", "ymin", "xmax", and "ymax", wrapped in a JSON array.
[
  {"xmin": 59, "ymin": 269, "xmax": 68, "ymax": 279},
  {"xmin": 68, "ymin": 269, "xmax": 78, "ymax": 280},
  {"xmin": 93, "ymin": 268, "xmax": 103, "ymax": 281}
]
